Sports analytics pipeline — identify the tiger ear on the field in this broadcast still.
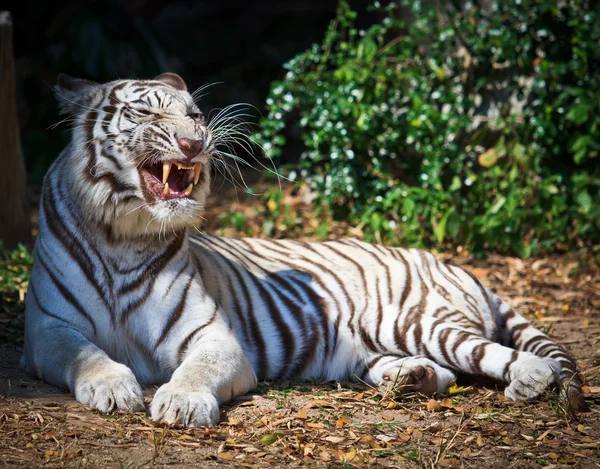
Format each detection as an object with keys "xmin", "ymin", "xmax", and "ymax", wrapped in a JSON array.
[
  {"xmin": 54, "ymin": 74, "xmax": 101, "ymax": 115},
  {"xmin": 154, "ymin": 72, "xmax": 187, "ymax": 92}
]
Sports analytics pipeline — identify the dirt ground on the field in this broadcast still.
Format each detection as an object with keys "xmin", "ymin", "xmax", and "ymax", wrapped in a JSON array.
[{"xmin": 1, "ymin": 175, "xmax": 599, "ymax": 468}]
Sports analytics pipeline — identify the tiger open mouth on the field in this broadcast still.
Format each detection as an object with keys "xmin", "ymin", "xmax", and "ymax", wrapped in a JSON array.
[{"xmin": 141, "ymin": 160, "xmax": 201, "ymax": 200}]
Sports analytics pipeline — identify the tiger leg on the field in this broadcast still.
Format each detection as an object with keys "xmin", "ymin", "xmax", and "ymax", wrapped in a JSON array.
[
  {"xmin": 150, "ymin": 323, "xmax": 257, "ymax": 427},
  {"xmin": 416, "ymin": 318, "xmax": 561, "ymax": 402},
  {"xmin": 362, "ymin": 355, "xmax": 456, "ymax": 394},
  {"xmin": 496, "ymin": 299, "xmax": 586, "ymax": 410},
  {"xmin": 21, "ymin": 278, "xmax": 144, "ymax": 413},
  {"xmin": 21, "ymin": 323, "xmax": 144, "ymax": 413}
]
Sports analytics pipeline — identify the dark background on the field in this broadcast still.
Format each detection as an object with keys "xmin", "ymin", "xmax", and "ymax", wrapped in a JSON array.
[{"xmin": 7, "ymin": 0, "xmax": 374, "ymax": 184}]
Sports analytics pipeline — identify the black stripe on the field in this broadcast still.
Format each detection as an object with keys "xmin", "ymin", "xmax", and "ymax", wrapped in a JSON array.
[
  {"xmin": 177, "ymin": 303, "xmax": 219, "ymax": 364},
  {"xmin": 155, "ymin": 275, "xmax": 195, "ymax": 349},
  {"xmin": 207, "ymin": 237, "xmax": 298, "ymax": 379},
  {"xmin": 118, "ymin": 236, "xmax": 184, "ymax": 295},
  {"xmin": 195, "ymin": 239, "xmax": 269, "ymax": 379},
  {"xmin": 37, "ymin": 252, "xmax": 97, "ymax": 336},
  {"xmin": 321, "ymin": 242, "xmax": 369, "ymax": 335},
  {"xmin": 28, "ymin": 282, "xmax": 75, "ymax": 327}
]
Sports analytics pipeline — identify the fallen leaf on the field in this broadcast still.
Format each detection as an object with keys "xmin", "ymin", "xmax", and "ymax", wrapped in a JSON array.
[
  {"xmin": 336, "ymin": 417, "xmax": 349, "ymax": 428},
  {"xmin": 306, "ymin": 399, "xmax": 337, "ymax": 409},
  {"xmin": 324, "ymin": 436, "xmax": 346, "ymax": 444},
  {"xmin": 381, "ymin": 411, "xmax": 395, "ymax": 421},
  {"xmin": 306, "ymin": 422, "xmax": 324, "ymax": 429},
  {"xmin": 471, "ymin": 268, "xmax": 489, "ymax": 278},
  {"xmin": 218, "ymin": 452, "xmax": 235, "ymax": 461},
  {"xmin": 440, "ymin": 398, "xmax": 453, "ymax": 408},
  {"xmin": 427, "ymin": 399, "xmax": 442, "ymax": 412},
  {"xmin": 296, "ymin": 409, "xmax": 308, "ymax": 420},
  {"xmin": 337, "ymin": 447, "xmax": 357, "ymax": 463},
  {"xmin": 260, "ymin": 433, "xmax": 282, "ymax": 446},
  {"xmin": 576, "ymin": 424, "xmax": 589, "ymax": 435},
  {"xmin": 266, "ymin": 199, "xmax": 277, "ymax": 212}
]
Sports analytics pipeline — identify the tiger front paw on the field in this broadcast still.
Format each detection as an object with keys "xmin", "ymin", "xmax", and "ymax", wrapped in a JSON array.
[
  {"xmin": 74, "ymin": 364, "xmax": 145, "ymax": 413},
  {"xmin": 150, "ymin": 384, "xmax": 220, "ymax": 427}
]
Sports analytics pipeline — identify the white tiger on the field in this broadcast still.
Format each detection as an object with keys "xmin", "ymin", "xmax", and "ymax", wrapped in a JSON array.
[{"xmin": 21, "ymin": 73, "xmax": 585, "ymax": 427}]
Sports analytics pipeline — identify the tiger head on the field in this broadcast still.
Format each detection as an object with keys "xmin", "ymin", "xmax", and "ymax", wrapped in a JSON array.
[{"xmin": 55, "ymin": 73, "xmax": 214, "ymax": 241}]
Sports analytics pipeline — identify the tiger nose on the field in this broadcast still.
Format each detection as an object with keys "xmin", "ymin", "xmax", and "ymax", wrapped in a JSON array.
[{"xmin": 176, "ymin": 135, "xmax": 203, "ymax": 159}]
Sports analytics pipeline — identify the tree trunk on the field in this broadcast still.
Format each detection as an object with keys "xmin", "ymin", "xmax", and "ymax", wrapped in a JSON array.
[{"xmin": 0, "ymin": 11, "xmax": 31, "ymax": 250}]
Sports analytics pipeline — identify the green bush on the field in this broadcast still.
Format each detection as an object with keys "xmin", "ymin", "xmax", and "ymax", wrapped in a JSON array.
[{"xmin": 257, "ymin": 0, "xmax": 600, "ymax": 257}]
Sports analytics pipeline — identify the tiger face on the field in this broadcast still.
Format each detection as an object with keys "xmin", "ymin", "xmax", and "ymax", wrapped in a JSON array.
[{"xmin": 55, "ymin": 73, "xmax": 213, "ymax": 240}]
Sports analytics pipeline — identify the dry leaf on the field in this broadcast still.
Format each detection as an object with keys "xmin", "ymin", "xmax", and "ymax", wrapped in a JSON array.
[
  {"xmin": 296, "ymin": 409, "xmax": 308, "ymax": 420},
  {"xmin": 440, "ymin": 398, "xmax": 453, "ymax": 408},
  {"xmin": 471, "ymin": 268, "xmax": 489, "ymax": 278},
  {"xmin": 307, "ymin": 399, "xmax": 337, "ymax": 409},
  {"xmin": 306, "ymin": 422, "xmax": 325, "ymax": 429},
  {"xmin": 337, "ymin": 447, "xmax": 357, "ymax": 463},
  {"xmin": 336, "ymin": 417, "xmax": 349, "ymax": 428},
  {"xmin": 427, "ymin": 399, "xmax": 442, "ymax": 412},
  {"xmin": 218, "ymin": 452, "xmax": 235, "ymax": 460}
]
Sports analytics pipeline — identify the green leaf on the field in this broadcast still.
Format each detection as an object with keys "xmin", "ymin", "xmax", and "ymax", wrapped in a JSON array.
[
  {"xmin": 446, "ymin": 208, "xmax": 461, "ymax": 239},
  {"xmin": 433, "ymin": 213, "xmax": 448, "ymax": 244},
  {"xmin": 566, "ymin": 103, "xmax": 591, "ymax": 124},
  {"xmin": 575, "ymin": 190, "xmax": 592, "ymax": 213},
  {"xmin": 358, "ymin": 38, "xmax": 378, "ymax": 62},
  {"xmin": 489, "ymin": 196, "xmax": 506, "ymax": 215},
  {"xmin": 402, "ymin": 198, "xmax": 416, "ymax": 218},
  {"xmin": 260, "ymin": 433, "xmax": 282, "ymax": 446},
  {"xmin": 512, "ymin": 143, "xmax": 528, "ymax": 167},
  {"xmin": 316, "ymin": 222, "xmax": 329, "ymax": 239},
  {"xmin": 449, "ymin": 176, "xmax": 462, "ymax": 192}
]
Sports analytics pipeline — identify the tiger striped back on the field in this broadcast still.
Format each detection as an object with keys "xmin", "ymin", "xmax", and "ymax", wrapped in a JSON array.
[{"xmin": 22, "ymin": 73, "xmax": 585, "ymax": 429}]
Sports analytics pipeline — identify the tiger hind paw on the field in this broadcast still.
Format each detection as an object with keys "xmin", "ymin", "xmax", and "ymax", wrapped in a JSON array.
[
  {"xmin": 366, "ymin": 356, "xmax": 456, "ymax": 394},
  {"xmin": 504, "ymin": 356, "xmax": 560, "ymax": 401}
]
